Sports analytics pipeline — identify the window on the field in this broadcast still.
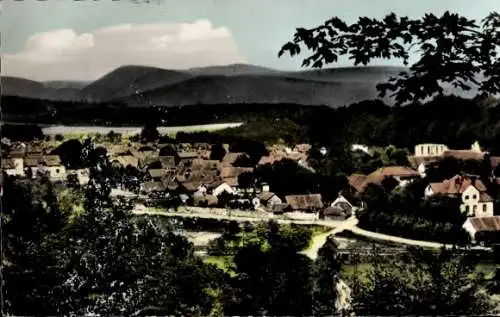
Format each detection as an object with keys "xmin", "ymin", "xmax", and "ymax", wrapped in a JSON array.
[
  {"xmin": 465, "ymin": 195, "xmax": 470, "ymax": 200},
  {"xmin": 473, "ymin": 205, "xmax": 478, "ymax": 214},
  {"xmin": 473, "ymin": 194, "xmax": 477, "ymax": 200},
  {"xmin": 56, "ymin": 169, "xmax": 60, "ymax": 173},
  {"xmin": 465, "ymin": 205, "xmax": 470, "ymax": 213},
  {"xmin": 427, "ymin": 146, "xmax": 430, "ymax": 155},
  {"xmin": 483, "ymin": 204, "xmax": 487, "ymax": 212}
]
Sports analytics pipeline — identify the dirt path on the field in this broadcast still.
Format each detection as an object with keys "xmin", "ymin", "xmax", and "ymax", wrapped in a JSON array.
[
  {"xmin": 132, "ymin": 208, "xmax": 490, "ymax": 253},
  {"xmin": 301, "ymin": 217, "xmax": 358, "ymax": 260}
]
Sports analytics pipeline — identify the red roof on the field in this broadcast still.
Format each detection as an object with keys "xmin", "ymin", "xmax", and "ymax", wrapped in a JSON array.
[
  {"xmin": 467, "ymin": 216, "xmax": 500, "ymax": 232},
  {"xmin": 479, "ymin": 192, "xmax": 494, "ymax": 203},
  {"xmin": 443, "ymin": 150, "xmax": 485, "ymax": 161},
  {"xmin": 429, "ymin": 175, "xmax": 487, "ymax": 195}
]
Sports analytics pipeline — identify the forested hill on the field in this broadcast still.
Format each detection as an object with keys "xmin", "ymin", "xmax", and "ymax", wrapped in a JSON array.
[
  {"xmin": 2, "ymin": 94, "xmax": 500, "ymax": 154},
  {"xmin": 1, "ymin": 64, "xmax": 479, "ymax": 107}
]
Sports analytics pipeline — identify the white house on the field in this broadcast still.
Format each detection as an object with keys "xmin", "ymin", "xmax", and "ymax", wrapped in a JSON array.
[
  {"xmin": 426, "ymin": 175, "xmax": 494, "ymax": 218},
  {"xmin": 212, "ymin": 182, "xmax": 235, "ymax": 197},
  {"xmin": 331, "ymin": 194, "xmax": 354, "ymax": 216},
  {"xmin": 1, "ymin": 158, "xmax": 24, "ymax": 176},
  {"xmin": 414, "ymin": 143, "xmax": 449, "ymax": 157},
  {"xmin": 462, "ymin": 216, "xmax": 500, "ymax": 243},
  {"xmin": 460, "ymin": 185, "xmax": 494, "ymax": 217}
]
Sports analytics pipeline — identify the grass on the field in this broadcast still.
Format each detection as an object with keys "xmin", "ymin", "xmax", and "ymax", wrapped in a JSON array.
[{"xmin": 204, "ymin": 256, "xmax": 236, "ymax": 276}]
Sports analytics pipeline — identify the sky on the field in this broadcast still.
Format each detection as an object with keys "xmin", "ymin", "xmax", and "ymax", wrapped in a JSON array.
[{"xmin": 1, "ymin": 0, "xmax": 498, "ymax": 81}]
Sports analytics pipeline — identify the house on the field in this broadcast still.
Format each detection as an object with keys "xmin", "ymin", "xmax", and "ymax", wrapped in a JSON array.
[
  {"xmin": 176, "ymin": 151, "xmax": 198, "ymax": 165},
  {"xmin": 191, "ymin": 159, "xmax": 220, "ymax": 171},
  {"xmin": 269, "ymin": 203, "xmax": 290, "ymax": 214},
  {"xmin": 321, "ymin": 207, "xmax": 349, "ymax": 221},
  {"xmin": 140, "ymin": 181, "xmax": 165, "ymax": 194},
  {"xmin": 157, "ymin": 155, "xmax": 176, "ymax": 170},
  {"xmin": 222, "ymin": 152, "xmax": 249, "ymax": 166},
  {"xmin": 348, "ymin": 166, "xmax": 419, "ymax": 195},
  {"xmin": 256, "ymin": 191, "xmax": 282, "ymax": 208},
  {"xmin": 24, "ymin": 155, "xmax": 66, "ymax": 180},
  {"xmin": 221, "ymin": 177, "xmax": 239, "ymax": 188},
  {"xmin": 443, "ymin": 150, "xmax": 486, "ymax": 161},
  {"xmin": 40, "ymin": 155, "xmax": 66, "ymax": 180},
  {"xmin": 285, "ymin": 194, "xmax": 324, "ymax": 212},
  {"xmin": 2, "ymin": 158, "xmax": 24, "ymax": 176},
  {"xmin": 219, "ymin": 166, "xmax": 253, "ymax": 179},
  {"xmin": 194, "ymin": 194, "xmax": 218, "ymax": 207},
  {"xmin": 26, "ymin": 143, "xmax": 44, "ymax": 156},
  {"xmin": 426, "ymin": 175, "xmax": 494, "ymax": 217},
  {"xmin": 348, "ymin": 174, "xmax": 369, "ymax": 195},
  {"xmin": 407, "ymin": 156, "xmax": 441, "ymax": 178},
  {"xmin": 462, "ymin": 216, "xmax": 500, "ymax": 243},
  {"xmin": 331, "ymin": 195, "xmax": 353, "ymax": 216},
  {"xmin": 148, "ymin": 169, "xmax": 169, "ymax": 181},
  {"xmin": 414, "ymin": 143, "xmax": 449, "ymax": 157},
  {"xmin": 112, "ymin": 155, "xmax": 139, "ymax": 169},
  {"xmin": 179, "ymin": 181, "xmax": 209, "ymax": 193},
  {"xmin": 212, "ymin": 182, "xmax": 236, "ymax": 197},
  {"xmin": 161, "ymin": 174, "xmax": 179, "ymax": 192},
  {"xmin": 7, "ymin": 142, "xmax": 26, "ymax": 158}
]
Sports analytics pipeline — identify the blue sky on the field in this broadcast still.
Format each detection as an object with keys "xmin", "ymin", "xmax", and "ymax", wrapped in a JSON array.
[{"xmin": 1, "ymin": 0, "xmax": 498, "ymax": 80}]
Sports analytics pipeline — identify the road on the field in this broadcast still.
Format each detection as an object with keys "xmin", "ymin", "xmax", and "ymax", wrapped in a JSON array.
[
  {"xmin": 301, "ymin": 217, "xmax": 358, "ymax": 260},
  {"xmin": 132, "ymin": 208, "xmax": 346, "ymax": 227},
  {"xmin": 132, "ymin": 208, "xmax": 491, "ymax": 257}
]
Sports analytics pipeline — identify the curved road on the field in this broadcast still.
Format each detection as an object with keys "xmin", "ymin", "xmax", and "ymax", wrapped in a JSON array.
[{"xmin": 132, "ymin": 208, "xmax": 490, "ymax": 259}]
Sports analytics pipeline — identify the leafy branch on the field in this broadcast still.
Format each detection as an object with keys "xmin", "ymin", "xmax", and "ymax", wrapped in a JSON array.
[{"xmin": 279, "ymin": 11, "xmax": 500, "ymax": 105}]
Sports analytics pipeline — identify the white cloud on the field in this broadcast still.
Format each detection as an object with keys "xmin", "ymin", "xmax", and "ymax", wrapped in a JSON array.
[{"xmin": 2, "ymin": 19, "xmax": 247, "ymax": 81}]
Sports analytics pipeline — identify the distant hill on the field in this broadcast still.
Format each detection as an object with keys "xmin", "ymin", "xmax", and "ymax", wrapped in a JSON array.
[
  {"xmin": 125, "ymin": 74, "xmax": 394, "ymax": 107},
  {"xmin": 80, "ymin": 65, "xmax": 192, "ymax": 101},
  {"xmin": 0, "ymin": 63, "xmax": 479, "ymax": 107},
  {"xmin": 187, "ymin": 63, "xmax": 282, "ymax": 76}
]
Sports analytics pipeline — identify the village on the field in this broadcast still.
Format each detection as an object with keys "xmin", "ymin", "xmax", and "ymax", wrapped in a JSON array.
[{"xmin": 2, "ymin": 131, "xmax": 500, "ymax": 246}]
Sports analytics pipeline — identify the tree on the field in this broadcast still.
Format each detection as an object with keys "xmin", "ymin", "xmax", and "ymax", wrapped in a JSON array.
[
  {"xmin": 279, "ymin": 12, "xmax": 500, "ymax": 105},
  {"xmin": 54, "ymin": 134, "xmax": 64, "ymax": 142},
  {"xmin": 210, "ymin": 143, "xmax": 227, "ymax": 161},
  {"xmin": 2, "ymin": 124, "xmax": 44, "ymax": 141},
  {"xmin": 106, "ymin": 130, "xmax": 121, "ymax": 143},
  {"xmin": 311, "ymin": 237, "xmax": 346, "ymax": 316},
  {"xmin": 237, "ymin": 171, "xmax": 255, "ymax": 189},
  {"xmin": 52, "ymin": 139, "xmax": 85, "ymax": 169},
  {"xmin": 159, "ymin": 144, "xmax": 177, "ymax": 157},
  {"xmin": 352, "ymin": 247, "xmax": 492, "ymax": 316},
  {"xmin": 140, "ymin": 124, "xmax": 160, "ymax": 142}
]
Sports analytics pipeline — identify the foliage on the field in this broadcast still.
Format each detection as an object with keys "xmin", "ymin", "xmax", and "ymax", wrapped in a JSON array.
[
  {"xmin": 311, "ymin": 237, "xmax": 344, "ymax": 316},
  {"xmin": 222, "ymin": 221, "xmax": 314, "ymax": 316},
  {"xmin": 255, "ymin": 159, "xmax": 347, "ymax": 203},
  {"xmin": 279, "ymin": 12, "xmax": 500, "ymax": 105},
  {"xmin": 357, "ymin": 181, "xmax": 470, "ymax": 244},
  {"xmin": 52, "ymin": 139, "xmax": 85, "ymax": 169},
  {"xmin": 351, "ymin": 247, "xmax": 493, "ymax": 315},
  {"xmin": 1, "ymin": 123, "xmax": 44, "ymax": 141},
  {"xmin": 210, "ymin": 143, "xmax": 226, "ymax": 161},
  {"xmin": 140, "ymin": 124, "xmax": 160, "ymax": 142}
]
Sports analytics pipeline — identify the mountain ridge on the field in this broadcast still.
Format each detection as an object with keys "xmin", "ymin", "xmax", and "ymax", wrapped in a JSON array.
[{"xmin": 0, "ymin": 63, "xmax": 477, "ymax": 107}]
